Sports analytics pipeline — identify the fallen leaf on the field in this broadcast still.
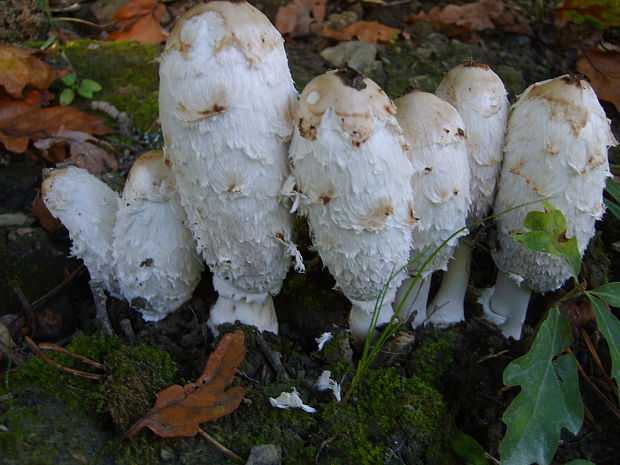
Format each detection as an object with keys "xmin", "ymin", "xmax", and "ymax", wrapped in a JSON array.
[
  {"xmin": 556, "ymin": 0, "xmax": 620, "ymax": 29},
  {"xmin": 126, "ymin": 331, "xmax": 246, "ymax": 438},
  {"xmin": 32, "ymin": 188, "xmax": 62, "ymax": 233},
  {"xmin": 0, "ymin": 101, "xmax": 110, "ymax": 154},
  {"xmin": 321, "ymin": 21, "xmax": 401, "ymax": 44},
  {"xmin": 275, "ymin": 0, "xmax": 327, "ymax": 38},
  {"xmin": 407, "ymin": 0, "xmax": 533, "ymax": 40},
  {"xmin": 576, "ymin": 48, "xmax": 620, "ymax": 112},
  {"xmin": 108, "ymin": 0, "xmax": 169, "ymax": 44},
  {"xmin": 0, "ymin": 46, "xmax": 66, "ymax": 100}
]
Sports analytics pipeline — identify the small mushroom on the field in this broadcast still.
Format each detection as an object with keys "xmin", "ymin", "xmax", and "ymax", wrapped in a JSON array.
[
  {"xmin": 480, "ymin": 75, "xmax": 617, "ymax": 339},
  {"xmin": 42, "ymin": 164, "xmax": 121, "ymax": 296},
  {"xmin": 393, "ymin": 88, "xmax": 471, "ymax": 326},
  {"xmin": 429, "ymin": 61, "xmax": 509, "ymax": 326},
  {"xmin": 289, "ymin": 69, "xmax": 414, "ymax": 344},
  {"xmin": 113, "ymin": 150, "xmax": 203, "ymax": 322},
  {"xmin": 158, "ymin": 1, "xmax": 300, "ymax": 334}
]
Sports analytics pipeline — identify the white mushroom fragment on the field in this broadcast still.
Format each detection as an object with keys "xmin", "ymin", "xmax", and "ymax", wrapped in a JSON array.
[
  {"xmin": 113, "ymin": 150, "xmax": 203, "ymax": 322},
  {"xmin": 315, "ymin": 370, "xmax": 342, "ymax": 402},
  {"xmin": 289, "ymin": 69, "xmax": 414, "ymax": 344},
  {"xmin": 394, "ymin": 88, "xmax": 471, "ymax": 327},
  {"xmin": 269, "ymin": 388, "xmax": 317, "ymax": 413},
  {"xmin": 480, "ymin": 75, "xmax": 617, "ymax": 339},
  {"xmin": 429, "ymin": 61, "xmax": 509, "ymax": 326},
  {"xmin": 158, "ymin": 1, "xmax": 300, "ymax": 334},
  {"xmin": 42, "ymin": 164, "xmax": 121, "ymax": 295}
]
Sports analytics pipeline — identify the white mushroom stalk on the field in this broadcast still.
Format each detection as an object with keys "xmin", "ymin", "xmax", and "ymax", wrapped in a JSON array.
[
  {"xmin": 394, "ymin": 88, "xmax": 471, "ymax": 327},
  {"xmin": 430, "ymin": 61, "xmax": 509, "ymax": 326},
  {"xmin": 42, "ymin": 164, "xmax": 121, "ymax": 296},
  {"xmin": 288, "ymin": 69, "xmax": 414, "ymax": 344},
  {"xmin": 113, "ymin": 150, "xmax": 203, "ymax": 322},
  {"xmin": 158, "ymin": 1, "xmax": 300, "ymax": 334},
  {"xmin": 480, "ymin": 75, "xmax": 617, "ymax": 339}
]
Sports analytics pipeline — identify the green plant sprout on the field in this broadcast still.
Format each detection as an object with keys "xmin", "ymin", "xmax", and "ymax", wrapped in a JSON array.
[{"xmin": 59, "ymin": 73, "xmax": 102, "ymax": 105}]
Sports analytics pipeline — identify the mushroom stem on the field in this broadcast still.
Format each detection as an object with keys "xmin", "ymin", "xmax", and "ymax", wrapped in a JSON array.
[
  {"xmin": 208, "ymin": 276, "xmax": 278, "ymax": 334},
  {"xmin": 427, "ymin": 241, "xmax": 471, "ymax": 327},
  {"xmin": 394, "ymin": 275, "xmax": 431, "ymax": 327},
  {"xmin": 478, "ymin": 269, "xmax": 531, "ymax": 340},
  {"xmin": 349, "ymin": 297, "xmax": 395, "ymax": 346}
]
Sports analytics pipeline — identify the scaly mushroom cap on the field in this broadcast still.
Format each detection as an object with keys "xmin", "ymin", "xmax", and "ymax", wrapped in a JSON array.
[
  {"xmin": 395, "ymin": 89, "xmax": 471, "ymax": 274},
  {"xmin": 290, "ymin": 69, "xmax": 414, "ymax": 306},
  {"xmin": 159, "ymin": 1, "xmax": 297, "ymax": 298},
  {"xmin": 436, "ymin": 62, "xmax": 509, "ymax": 223},
  {"xmin": 113, "ymin": 151, "xmax": 203, "ymax": 322},
  {"xmin": 42, "ymin": 164, "xmax": 120, "ymax": 295},
  {"xmin": 493, "ymin": 75, "xmax": 617, "ymax": 293}
]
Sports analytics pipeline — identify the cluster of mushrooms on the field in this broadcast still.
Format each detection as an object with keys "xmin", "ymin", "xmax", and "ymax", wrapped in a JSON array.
[{"xmin": 43, "ymin": 0, "xmax": 617, "ymax": 343}]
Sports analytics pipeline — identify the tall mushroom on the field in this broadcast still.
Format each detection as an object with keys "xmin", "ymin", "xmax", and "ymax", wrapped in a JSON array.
[
  {"xmin": 394, "ymin": 88, "xmax": 471, "ymax": 326},
  {"xmin": 429, "ymin": 61, "xmax": 509, "ymax": 326},
  {"xmin": 158, "ymin": 1, "xmax": 300, "ymax": 334},
  {"xmin": 289, "ymin": 69, "xmax": 414, "ymax": 343},
  {"xmin": 113, "ymin": 150, "xmax": 203, "ymax": 322},
  {"xmin": 480, "ymin": 75, "xmax": 617, "ymax": 339}
]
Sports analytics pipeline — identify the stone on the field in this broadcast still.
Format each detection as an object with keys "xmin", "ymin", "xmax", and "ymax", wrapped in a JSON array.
[{"xmin": 245, "ymin": 444, "xmax": 282, "ymax": 465}]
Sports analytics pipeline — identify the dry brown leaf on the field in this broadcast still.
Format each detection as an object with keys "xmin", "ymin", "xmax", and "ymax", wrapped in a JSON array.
[
  {"xmin": 577, "ymin": 48, "xmax": 620, "ymax": 113},
  {"xmin": 275, "ymin": 0, "xmax": 327, "ymax": 38},
  {"xmin": 32, "ymin": 188, "xmax": 62, "ymax": 233},
  {"xmin": 0, "ymin": 46, "xmax": 66, "ymax": 100},
  {"xmin": 0, "ymin": 101, "xmax": 111, "ymax": 154},
  {"xmin": 108, "ymin": 0, "xmax": 168, "ymax": 44},
  {"xmin": 321, "ymin": 21, "xmax": 401, "ymax": 44},
  {"xmin": 126, "ymin": 331, "xmax": 246, "ymax": 438},
  {"xmin": 407, "ymin": 0, "xmax": 533, "ymax": 40}
]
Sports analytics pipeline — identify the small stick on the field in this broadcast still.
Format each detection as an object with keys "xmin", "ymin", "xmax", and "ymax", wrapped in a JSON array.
[
  {"xmin": 24, "ymin": 336, "xmax": 103, "ymax": 381},
  {"xmin": 30, "ymin": 264, "xmax": 85, "ymax": 309},
  {"xmin": 38, "ymin": 342, "xmax": 104, "ymax": 370},
  {"xmin": 8, "ymin": 281, "xmax": 37, "ymax": 335},
  {"xmin": 198, "ymin": 428, "xmax": 244, "ymax": 462},
  {"xmin": 581, "ymin": 329, "xmax": 618, "ymax": 396},
  {"xmin": 89, "ymin": 280, "xmax": 114, "ymax": 335},
  {"xmin": 255, "ymin": 332, "xmax": 290, "ymax": 381}
]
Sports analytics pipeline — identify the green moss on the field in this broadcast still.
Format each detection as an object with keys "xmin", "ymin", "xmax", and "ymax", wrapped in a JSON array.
[
  {"xmin": 60, "ymin": 40, "xmax": 162, "ymax": 133},
  {"xmin": 405, "ymin": 329, "xmax": 459, "ymax": 385}
]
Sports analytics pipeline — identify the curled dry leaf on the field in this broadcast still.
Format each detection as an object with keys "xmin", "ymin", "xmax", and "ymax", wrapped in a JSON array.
[
  {"xmin": 32, "ymin": 188, "xmax": 62, "ymax": 233},
  {"xmin": 0, "ymin": 45, "xmax": 66, "ymax": 100},
  {"xmin": 126, "ymin": 331, "xmax": 246, "ymax": 438},
  {"xmin": 0, "ymin": 101, "xmax": 110, "ymax": 154},
  {"xmin": 275, "ymin": 0, "xmax": 327, "ymax": 38},
  {"xmin": 321, "ymin": 21, "xmax": 401, "ymax": 44},
  {"xmin": 407, "ymin": 0, "xmax": 533, "ymax": 40},
  {"xmin": 108, "ymin": 0, "xmax": 169, "ymax": 44},
  {"xmin": 576, "ymin": 48, "xmax": 620, "ymax": 113}
]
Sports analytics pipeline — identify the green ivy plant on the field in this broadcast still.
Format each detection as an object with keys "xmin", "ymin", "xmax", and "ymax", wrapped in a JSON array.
[
  {"xmin": 59, "ymin": 73, "xmax": 102, "ymax": 105},
  {"xmin": 499, "ymin": 200, "xmax": 620, "ymax": 465}
]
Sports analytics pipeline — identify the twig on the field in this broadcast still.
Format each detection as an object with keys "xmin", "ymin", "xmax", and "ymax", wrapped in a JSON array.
[
  {"xmin": 8, "ymin": 281, "xmax": 37, "ymax": 335},
  {"xmin": 89, "ymin": 280, "xmax": 114, "ymax": 335},
  {"xmin": 30, "ymin": 264, "xmax": 85, "ymax": 309},
  {"xmin": 581, "ymin": 329, "xmax": 618, "ymax": 396},
  {"xmin": 255, "ymin": 332, "xmax": 290, "ymax": 381},
  {"xmin": 315, "ymin": 435, "xmax": 337, "ymax": 464},
  {"xmin": 38, "ymin": 342, "xmax": 103, "ymax": 370},
  {"xmin": 24, "ymin": 336, "xmax": 103, "ymax": 380},
  {"xmin": 198, "ymin": 428, "xmax": 244, "ymax": 462}
]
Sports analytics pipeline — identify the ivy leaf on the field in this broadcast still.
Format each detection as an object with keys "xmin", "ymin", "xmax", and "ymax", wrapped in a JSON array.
[
  {"xmin": 513, "ymin": 201, "xmax": 582, "ymax": 277},
  {"xmin": 589, "ymin": 282, "xmax": 620, "ymax": 307},
  {"xmin": 500, "ymin": 308, "xmax": 583, "ymax": 465},
  {"xmin": 59, "ymin": 88, "xmax": 75, "ymax": 106},
  {"xmin": 449, "ymin": 433, "xmax": 489, "ymax": 465},
  {"xmin": 586, "ymin": 293, "xmax": 620, "ymax": 403}
]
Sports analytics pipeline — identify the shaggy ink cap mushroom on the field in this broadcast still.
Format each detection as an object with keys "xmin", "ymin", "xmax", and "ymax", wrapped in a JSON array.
[
  {"xmin": 428, "ymin": 61, "xmax": 509, "ymax": 327},
  {"xmin": 290, "ymin": 69, "xmax": 415, "ymax": 344},
  {"xmin": 159, "ymin": 1, "xmax": 300, "ymax": 334},
  {"xmin": 113, "ymin": 150, "xmax": 203, "ymax": 322},
  {"xmin": 393, "ymin": 89, "xmax": 471, "ymax": 327},
  {"xmin": 480, "ymin": 74, "xmax": 617, "ymax": 339}
]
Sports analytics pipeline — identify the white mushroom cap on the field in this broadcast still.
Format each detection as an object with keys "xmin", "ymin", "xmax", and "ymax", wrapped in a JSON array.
[
  {"xmin": 113, "ymin": 151, "xmax": 203, "ymax": 322},
  {"xmin": 159, "ymin": 1, "xmax": 298, "ymax": 333},
  {"xmin": 493, "ymin": 75, "xmax": 616, "ymax": 293},
  {"xmin": 395, "ymin": 89, "xmax": 471, "ymax": 275},
  {"xmin": 42, "ymin": 164, "xmax": 120, "ymax": 295},
  {"xmin": 436, "ymin": 62, "xmax": 509, "ymax": 223},
  {"xmin": 290, "ymin": 70, "xmax": 414, "ymax": 341}
]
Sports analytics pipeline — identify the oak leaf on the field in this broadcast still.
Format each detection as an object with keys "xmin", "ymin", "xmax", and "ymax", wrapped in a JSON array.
[
  {"xmin": 576, "ymin": 48, "xmax": 620, "ymax": 112},
  {"xmin": 275, "ymin": 0, "xmax": 327, "ymax": 38},
  {"xmin": 321, "ymin": 21, "xmax": 400, "ymax": 44},
  {"xmin": 108, "ymin": 0, "xmax": 168, "ymax": 45},
  {"xmin": 0, "ymin": 46, "xmax": 66, "ymax": 100},
  {"xmin": 556, "ymin": 0, "xmax": 620, "ymax": 29},
  {"xmin": 126, "ymin": 331, "xmax": 246, "ymax": 438}
]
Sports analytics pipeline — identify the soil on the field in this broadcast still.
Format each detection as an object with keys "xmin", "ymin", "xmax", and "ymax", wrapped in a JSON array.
[{"xmin": 1, "ymin": 1, "xmax": 620, "ymax": 464}]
